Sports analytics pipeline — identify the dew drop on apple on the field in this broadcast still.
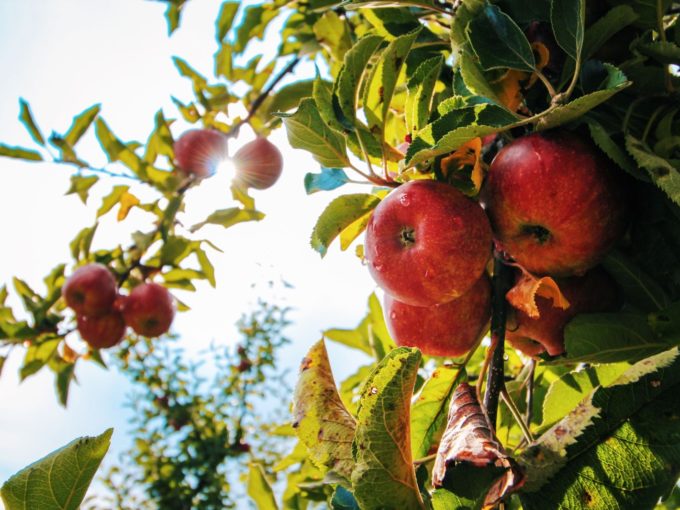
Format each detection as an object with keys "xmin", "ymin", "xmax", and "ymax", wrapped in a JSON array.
[
  {"xmin": 399, "ymin": 193, "xmax": 411, "ymax": 206},
  {"xmin": 370, "ymin": 387, "xmax": 378, "ymax": 395}
]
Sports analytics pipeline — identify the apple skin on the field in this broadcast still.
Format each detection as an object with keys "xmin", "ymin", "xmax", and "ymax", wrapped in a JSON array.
[
  {"xmin": 233, "ymin": 137, "xmax": 283, "ymax": 190},
  {"xmin": 77, "ymin": 311, "xmax": 127, "ymax": 349},
  {"xmin": 62, "ymin": 263, "xmax": 118, "ymax": 317},
  {"xmin": 384, "ymin": 273, "xmax": 491, "ymax": 357},
  {"xmin": 122, "ymin": 283, "xmax": 175, "ymax": 337},
  {"xmin": 365, "ymin": 180, "xmax": 492, "ymax": 307},
  {"xmin": 484, "ymin": 131, "xmax": 627, "ymax": 277},
  {"xmin": 174, "ymin": 129, "xmax": 229, "ymax": 179},
  {"xmin": 506, "ymin": 267, "xmax": 621, "ymax": 357}
]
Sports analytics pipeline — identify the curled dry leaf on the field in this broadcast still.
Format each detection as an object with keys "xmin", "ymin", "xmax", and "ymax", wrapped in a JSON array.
[
  {"xmin": 506, "ymin": 269, "xmax": 570, "ymax": 319},
  {"xmin": 432, "ymin": 382, "xmax": 524, "ymax": 508},
  {"xmin": 440, "ymin": 137, "xmax": 484, "ymax": 194}
]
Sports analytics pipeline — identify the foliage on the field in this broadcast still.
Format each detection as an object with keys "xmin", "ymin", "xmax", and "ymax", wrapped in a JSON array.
[{"xmin": 3, "ymin": 0, "xmax": 680, "ymax": 509}]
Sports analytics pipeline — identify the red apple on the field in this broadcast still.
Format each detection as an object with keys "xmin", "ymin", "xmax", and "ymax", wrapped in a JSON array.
[
  {"xmin": 506, "ymin": 267, "xmax": 621, "ymax": 357},
  {"xmin": 384, "ymin": 274, "xmax": 491, "ymax": 357},
  {"xmin": 122, "ymin": 282, "xmax": 175, "ymax": 337},
  {"xmin": 62, "ymin": 263, "xmax": 118, "ymax": 317},
  {"xmin": 484, "ymin": 131, "xmax": 627, "ymax": 276},
  {"xmin": 174, "ymin": 129, "xmax": 229, "ymax": 179},
  {"xmin": 365, "ymin": 180, "xmax": 492, "ymax": 307},
  {"xmin": 77, "ymin": 310, "xmax": 127, "ymax": 349},
  {"xmin": 233, "ymin": 137, "xmax": 283, "ymax": 190}
]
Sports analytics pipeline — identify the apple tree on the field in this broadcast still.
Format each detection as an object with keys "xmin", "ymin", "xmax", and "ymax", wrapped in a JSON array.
[{"xmin": 3, "ymin": 0, "xmax": 680, "ymax": 509}]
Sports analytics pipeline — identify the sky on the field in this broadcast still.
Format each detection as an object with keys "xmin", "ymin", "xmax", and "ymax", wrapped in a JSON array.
[{"xmin": 0, "ymin": 0, "xmax": 376, "ymax": 502}]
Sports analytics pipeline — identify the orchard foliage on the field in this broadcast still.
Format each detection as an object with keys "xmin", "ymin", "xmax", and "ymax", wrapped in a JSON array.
[{"xmin": 3, "ymin": 0, "xmax": 680, "ymax": 509}]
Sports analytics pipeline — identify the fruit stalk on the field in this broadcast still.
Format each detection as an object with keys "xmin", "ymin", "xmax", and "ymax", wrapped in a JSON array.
[{"xmin": 483, "ymin": 254, "xmax": 513, "ymax": 429}]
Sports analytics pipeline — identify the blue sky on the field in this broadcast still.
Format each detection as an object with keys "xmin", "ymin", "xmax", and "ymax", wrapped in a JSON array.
[{"xmin": 0, "ymin": 0, "xmax": 375, "ymax": 500}]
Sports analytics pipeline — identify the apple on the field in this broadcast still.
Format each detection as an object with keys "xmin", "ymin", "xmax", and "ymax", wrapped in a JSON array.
[
  {"xmin": 122, "ymin": 282, "xmax": 175, "ymax": 337},
  {"xmin": 62, "ymin": 263, "xmax": 118, "ymax": 317},
  {"xmin": 384, "ymin": 274, "xmax": 491, "ymax": 357},
  {"xmin": 174, "ymin": 129, "xmax": 229, "ymax": 179},
  {"xmin": 365, "ymin": 180, "xmax": 492, "ymax": 307},
  {"xmin": 232, "ymin": 137, "xmax": 283, "ymax": 190},
  {"xmin": 77, "ymin": 310, "xmax": 127, "ymax": 349},
  {"xmin": 506, "ymin": 267, "xmax": 621, "ymax": 357},
  {"xmin": 484, "ymin": 131, "xmax": 627, "ymax": 277}
]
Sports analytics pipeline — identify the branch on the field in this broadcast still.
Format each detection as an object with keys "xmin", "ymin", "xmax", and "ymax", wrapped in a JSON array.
[
  {"xmin": 226, "ymin": 56, "xmax": 301, "ymax": 139},
  {"xmin": 483, "ymin": 253, "xmax": 513, "ymax": 429}
]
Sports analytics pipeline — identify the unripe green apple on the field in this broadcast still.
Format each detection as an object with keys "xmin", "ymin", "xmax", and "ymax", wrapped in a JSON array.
[
  {"xmin": 384, "ymin": 274, "xmax": 491, "ymax": 357},
  {"xmin": 365, "ymin": 180, "xmax": 492, "ymax": 307},
  {"xmin": 174, "ymin": 129, "xmax": 229, "ymax": 179},
  {"xmin": 233, "ymin": 137, "xmax": 283, "ymax": 190},
  {"xmin": 484, "ymin": 131, "xmax": 627, "ymax": 277},
  {"xmin": 77, "ymin": 310, "xmax": 127, "ymax": 349},
  {"xmin": 122, "ymin": 282, "xmax": 175, "ymax": 337},
  {"xmin": 62, "ymin": 263, "xmax": 118, "ymax": 317}
]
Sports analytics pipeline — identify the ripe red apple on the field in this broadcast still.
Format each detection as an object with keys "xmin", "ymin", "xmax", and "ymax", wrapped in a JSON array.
[
  {"xmin": 62, "ymin": 263, "xmax": 118, "ymax": 317},
  {"xmin": 174, "ymin": 129, "xmax": 229, "ymax": 179},
  {"xmin": 484, "ymin": 131, "xmax": 627, "ymax": 277},
  {"xmin": 77, "ymin": 310, "xmax": 127, "ymax": 349},
  {"xmin": 232, "ymin": 137, "xmax": 283, "ymax": 190},
  {"xmin": 384, "ymin": 274, "xmax": 491, "ymax": 357},
  {"xmin": 506, "ymin": 267, "xmax": 621, "ymax": 357},
  {"xmin": 365, "ymin": 180, "xmax": 492, "ymax": 307},
  {"xmin": 122, "ymin": 282, "xmax": 175, "ymax": 337}
]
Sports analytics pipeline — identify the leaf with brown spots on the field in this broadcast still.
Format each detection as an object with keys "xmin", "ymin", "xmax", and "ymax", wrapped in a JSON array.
[
  {"xmin": 351, "ymin": 347, "xmax": 426, "ymax": 510},
  {"xmin": 292, "ymin": 340, "xmax": 356, "ymax": 484},
  {"xmin": 506, "ymin": 270, "xmax": 570, "ymax": 318}
]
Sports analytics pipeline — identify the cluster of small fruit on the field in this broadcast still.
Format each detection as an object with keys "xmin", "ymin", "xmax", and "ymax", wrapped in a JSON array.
[
  {"xmin": 366, "ymin": 130, "xmax": 627, "ymax": 359},
  {"xmin": 62, "ymin": 263, "xmax": 175, "ymax": 349}
]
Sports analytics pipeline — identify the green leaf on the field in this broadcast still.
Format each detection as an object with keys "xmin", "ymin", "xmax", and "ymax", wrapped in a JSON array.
[
  {"xmin": 97, "ymin": 185, "xmax": 129, "ymax": 218},
  {"xmin": 18, "ymin": 99, "xmax": 45, "ymax": 145},
  {"xmin": 637, "ymin": 40, "xmax": 680, "ymax": 65},
  {"xmin": 603, "ymin": 251, "xmax": 670, "ymax": 312},
  {"xmin": 189, "ymin": 208, "xmax": 264, "ymax": 233},
  {"xmin": 458, "ymin": 54, "xmax": 503, "ymax": 104},
  {"xmin": 520, "ymin": 348, "xmax": 680, "ymax": 493},
  {"xmin": 163, "ymin": 1, "xmax": 186, "ymax": 35},
  {"xmin": 64, "ymin": 104, "xmax": 100, "ymax": 147},
  {"xmin": 522, "ymin": 388, "xmax": 680, "ymax": 509},
  {"xmin": 94, "ymin": 118, "xmax": 144, "ymax": 176},
  {"xmin": 144, "ymin": 110, "xmax": 174, "ymax": 164},
  {"xmin": 586, "ymin": 120, "xmax": 638, "ymax": 176},
  {"xmin": 65, "ymin": 175, "xmax": 98, "ymax": 204},
  {"xmin": 331, "ymin": 486, "xmax": 360, "ymax": 510},
  {"xmin": 310, "ymin": 194, "xmax": 381, "ymax": 257},
  {"xmin": 247, "ymin": 464, "xmax": 279, "ymax": 510},
  {"xmin": 407, "ymin": 103, "xmax": 518, "ymax": 166},
  {"xmin": 550, "ymin": 0, "xmax": 585, "ymax": 61},
  {"xmin": 467, "ymin": 3, "xmax": 536, "ymax": 72},
  {"xmin": 69, "ymin": 224, "xmax": 97, "ymax": 261},
  {"xmin": 0, "ymin": 428, "xmax": 112, "ymax": 510},
  {"xmin": 54, "ymin": 361, "xmax": 76, "ymax": 407},
  {"xmin": 537, "ymin": 65, "xmax": 630, "ymax": 130},
  {"xmin": 410, "ymin": 365, "xmax": 465, "ymax": 460},
  {"xmin": 583, "ymin": 5, "xmax": 638, "ymax": 60},
  {"xmin": 235, "ymin": 5, "xmax": 278, "ymax": 53},
  {"xmin": 562, "ymin": 312, "xmax": 677, "ymax": 364},
  {"xmin": 363, "ymin": 28, "xmax": 420, "ymax": 131},
  {"xmin": 352, "ymin": 347, "xmax": 425, "ymax": 510},
  {"xmin": 539, "ymin": 363, "xmax": 630, "ymax": 432},
  {"xmin": 626, "ymin": 135, "xmax": 680, "ymax": 207},
  {"xmin": 293, "ymin": 340, "xmax": 356, "ymax": 482},
  {"xmin": 20, "ymin": 338, "xmax": 60, "ymax": 381},
  {"xmin": 195, "ymin": 245, "xmax": 216, "ymax": 287},
  {"xmin": 406, "ymin": 56, "xmax": 443, "ymax": 134},
  {"xmin": 281, "ymin": 98, "xmax": 350, "ymax": 169},
  {"xmin": 0, "ymin": 143, "xmax": 42, "ymax": 161},
  {"xmin": 215, "ymin": 1, "xmax": 239, "ymax": 42},
  {"xmin": 333, "ymin": 35, "xmax": 384, "ymax": 126},
  {"xmin": 313, "ymin": 11, "xmax": 353, "ymax": 62},
  {"xmin": 304, "ymin": 168, "xmax": 351, "ymax": 194}
]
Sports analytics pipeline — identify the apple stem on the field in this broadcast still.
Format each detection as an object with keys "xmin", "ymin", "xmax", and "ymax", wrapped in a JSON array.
[{"xmin": 483, "ymin": 253, "xmax": 513, "ymax": 430}]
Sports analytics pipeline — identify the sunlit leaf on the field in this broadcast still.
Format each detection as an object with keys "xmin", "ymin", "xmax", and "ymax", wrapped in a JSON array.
[
  {"xmin": 0, "ymin": 143, "xmax": 42, "ymax": 161},
  {"xmin": 189, "ymin": 208, "xmax": 265, "ymax": 233},
  {"xmin": 64, "ymin": 104, "xmax": 100, "ymax": 147},
  {"xmin": 247, "ymin": 463, "xmax": 279, "ymax": 510}
]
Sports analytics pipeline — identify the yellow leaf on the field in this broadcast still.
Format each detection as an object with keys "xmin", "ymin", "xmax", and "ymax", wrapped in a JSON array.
[
  {"xmin": 117, "ymin": 191, "xmax": 140, "ymax": 221},
  {"xmin": 340, "ymin": 211, "xmax": 373, "ymax": 251},
  {"xmin": 440, "ymin": 137, "xmax": 485, "ymax": 193}
]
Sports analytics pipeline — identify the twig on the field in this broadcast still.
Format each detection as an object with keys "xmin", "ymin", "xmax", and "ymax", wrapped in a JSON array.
[
  {"xmin": 483, "ymin": 254, "xmax": 513, "ymax": 429},
  {"xmin": 413, "ymin": 453, "xmax": 437, "ymax": 465},
  {"xmin": 500, "ymin": 387, "xmax": 534, "ymax": 444},
  {"xmin": 226, "ymin": 56, "xmax": 301, "ymax": 139},
  {"xmin": 525, "ymin": 358, "xmax": 536, "ymax": 430}
]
